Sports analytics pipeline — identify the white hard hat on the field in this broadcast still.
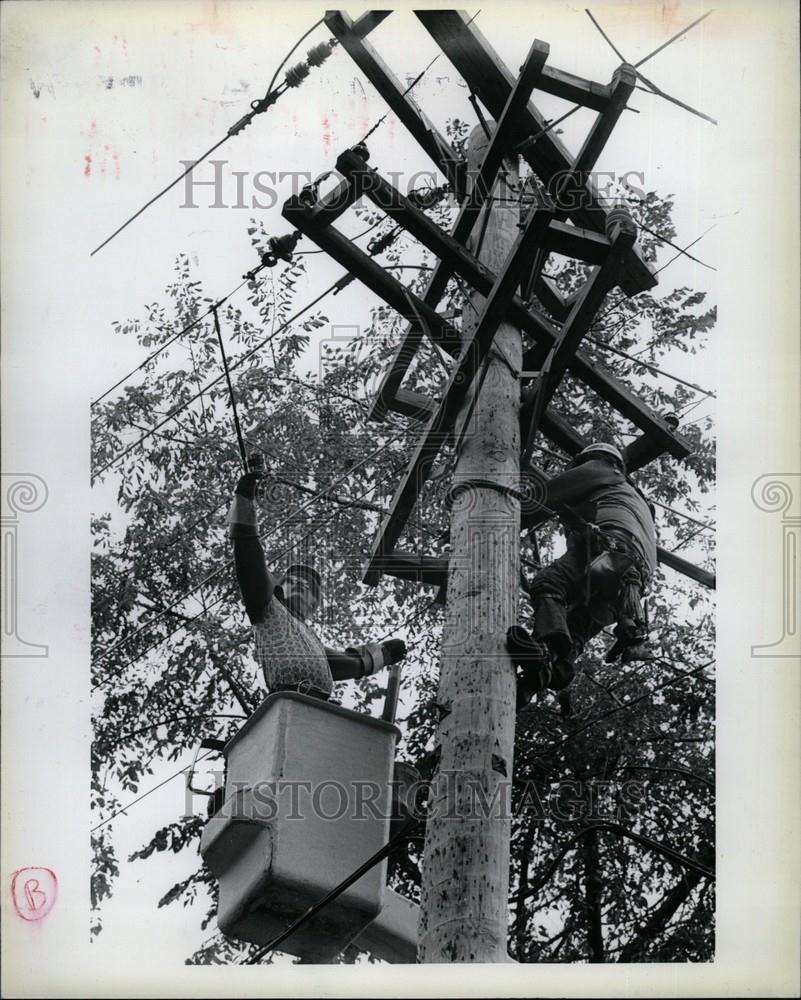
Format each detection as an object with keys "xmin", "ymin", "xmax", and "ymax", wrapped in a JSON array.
[{"xmin": 577, "ymin": 442, "xmax": 625, "ymax": 466}]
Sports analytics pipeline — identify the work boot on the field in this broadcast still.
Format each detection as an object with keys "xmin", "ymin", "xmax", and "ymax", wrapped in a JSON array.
[
  {"xmin": 507, "ymin": 626, "xmax": 552, "ymax": 710},
  {"xmin": 557, "ymin": 690, "xmax": 573, "ymax": 719}
]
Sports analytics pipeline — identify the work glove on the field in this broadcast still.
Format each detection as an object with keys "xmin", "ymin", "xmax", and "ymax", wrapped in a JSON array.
[
  {"xmin": 234, "ymin": 469, "xmax": 264, "ymax": 500},
  {"xmin": 346, "ymin": 638, "xmax": 407, "ymax": 678},
  {"xmin": 228, "ymin": 463, "xmax": 265, "ymax": 539}
]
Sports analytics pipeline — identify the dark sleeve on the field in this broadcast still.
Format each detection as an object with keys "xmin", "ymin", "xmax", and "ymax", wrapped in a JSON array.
[
  {"xmin": 323, "ymin": 646, "xmax": 365, "ymax": 681},
  {"xmin": 233, "ymin": 536, "xmax": 277, "ymax": 625},
  {"xmin": 545, "ymin": 460, "xmax": 623, "ymax": 508}
]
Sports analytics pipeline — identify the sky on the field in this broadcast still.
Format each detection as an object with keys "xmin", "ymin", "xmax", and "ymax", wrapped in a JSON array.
[{"xmin": 1, "ymin": 1, "xmax": 799, "ymax": 996}]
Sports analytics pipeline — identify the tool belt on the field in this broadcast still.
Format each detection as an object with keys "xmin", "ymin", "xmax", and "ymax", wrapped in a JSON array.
[{"xmin": 576, "ymin": 523, "xmax": 651, "ymax": 650}]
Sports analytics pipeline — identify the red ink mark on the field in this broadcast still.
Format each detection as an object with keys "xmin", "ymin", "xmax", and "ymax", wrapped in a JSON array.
[
  {"xmin": 112, "ymin": 150, "xmax": 120, "ymax": 180},
  {"xmin": 84, "ymin": 154, "xmax": 92, "ymax": 177},
  {"xmin": 321, "ymin": 114, "xmax": 331, "ymax": 151},
  {"xmin": 11, "ymin": 868, "xmax": 57, "ymax": 921}
]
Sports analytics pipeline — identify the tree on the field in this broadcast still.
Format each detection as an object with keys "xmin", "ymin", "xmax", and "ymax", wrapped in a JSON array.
[{"xmin": 91, "ymin": 174, "xmax": 715, "ymax": 963}]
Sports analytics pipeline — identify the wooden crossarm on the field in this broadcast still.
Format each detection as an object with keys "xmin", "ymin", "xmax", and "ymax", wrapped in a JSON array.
[
  {"xmin": 351, "ymin": 10, "xmax": 391, "ymax": 38},
  {"xmin": 363, "ymin": 197, "xmax": 556, "ymax": 584},
  {"xmin": 328, "ymin": 158, "xmax": 689, "ymax": 458},
  {"xmin": 325, "ymin": 11, "xmax": 465, "ymax": 192},
  {"xmin": 415, "ymin": 10, "xmax": 656, "ymax": 296},
  {"xmin": 571, "ymin": 64, "xmax": 637, "ymax": 182},
  {"xmin": 353, "ymin": 41, "xmax": 549, "ymax": 423},
  {"xmin": 283, "ymin": 194, "xmax": 461, "ymax": 350},
  {"xmin": 536, "ymin": 64, "xmax": 612, "ymax": 112},
  {"xmin": 284, "ymin": 181, "xmax": 689, "ymax": 460},
  {"xmin": 521, "ymin": 221, "xmax": 637, "ymax": 465}
]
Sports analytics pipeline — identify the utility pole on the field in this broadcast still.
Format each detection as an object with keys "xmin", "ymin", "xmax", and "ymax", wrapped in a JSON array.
[{"xmin": 417, "ymin": 125, "xmax": 522, "ymax": 963}]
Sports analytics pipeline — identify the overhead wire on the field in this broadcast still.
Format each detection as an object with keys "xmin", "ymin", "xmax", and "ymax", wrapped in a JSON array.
[
  {"xmin": 584, "ymin": 8, "xmax": 717, "ymax": 126},
  {"xmin": 90, "ymin": 219, "xmax": 392, "ymax": 410},
  {"xmin": 90, "ymin": 17, "xmax": 335, "ymax": 256},
  {"xmin": 90, "ymin": 750, "xmax": 214, "ymax": 833},
  {"xmin": 93, "ymin": 432, "xmax": 406, "ymax": 667}
]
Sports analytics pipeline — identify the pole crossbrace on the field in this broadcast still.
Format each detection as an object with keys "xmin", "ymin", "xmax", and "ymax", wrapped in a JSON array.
[
  {"xmin": 414, "ymin": 9, "xmax": 656, "ymax": 296},
  {"xmin": 282, "ymin": 14, "xmax": 699, "ymax": 593},
  {"xmin": 362, "ymin": 193, "xmax": 557, "ymax": 584}
]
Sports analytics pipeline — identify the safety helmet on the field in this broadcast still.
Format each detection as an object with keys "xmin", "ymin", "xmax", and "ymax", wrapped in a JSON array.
[
  {"xmin": 575, "ymin": 442, "xmax": 625, "ymax": 469},
  {"xmin": 283, "ymin": 563, "xmax": 322, "ymax": 601}
]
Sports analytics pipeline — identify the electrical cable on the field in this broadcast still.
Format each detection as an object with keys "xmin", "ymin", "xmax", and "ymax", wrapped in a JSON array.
[
  {"xmin": 93, "ymin": 433, "xmax": 405, "ymax": 667},
  {"xmin": 90, "ymin": 750, "xmax": 214, "ymax": 833},
  {"xmin": 211, "ymin": 305, "xmax": 248, "ymax": 470},
  {"xmin": 90, "ymin": 18, "xmax": 335, "ymax": 256},
  {"xmin": 585, "ymin": 8, "xmax": 717, "ymax": 126},
  {"xmin": 586, "ymin": 336, "xmax": 715, "ymax": 399}
]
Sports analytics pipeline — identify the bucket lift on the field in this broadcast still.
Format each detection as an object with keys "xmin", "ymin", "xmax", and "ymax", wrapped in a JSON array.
[{"xmin": 196, "ymin": 683, "xmax": 419, "ymax": 963}]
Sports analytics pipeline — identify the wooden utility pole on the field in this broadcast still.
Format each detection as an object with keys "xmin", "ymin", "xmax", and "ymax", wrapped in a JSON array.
[{"xmin": 417, "ymin": 125, "xmax": 522, "ymax": 963}]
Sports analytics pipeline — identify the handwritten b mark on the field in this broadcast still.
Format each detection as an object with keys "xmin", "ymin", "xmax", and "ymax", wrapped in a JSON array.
[{"xmin": 11, "ymin": 867, "xmax": 57, "ymax": 921}]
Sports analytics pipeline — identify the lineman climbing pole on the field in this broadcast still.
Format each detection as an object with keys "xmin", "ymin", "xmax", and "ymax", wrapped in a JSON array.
[{"xmin": 279, "ymin": 9, "xmax": 714, "ymax": 962}]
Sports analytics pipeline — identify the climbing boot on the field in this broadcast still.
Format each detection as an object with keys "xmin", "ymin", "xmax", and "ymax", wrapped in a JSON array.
[{"xmin": 507, "ymin": 625, "xmax": 552, "ymax": 710}]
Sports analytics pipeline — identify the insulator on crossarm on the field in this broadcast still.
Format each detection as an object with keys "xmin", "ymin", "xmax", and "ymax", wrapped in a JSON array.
[
  {"xmin": 285, "ymin": 61, "xmax": 311, "ymax": 88},
  {"xmin": 605, "ymin": 198, "xmax": 636, "ymax": 239},
  {"xmin": 306, "ymin": 40, "xmax": 336, "ymax": 67}
]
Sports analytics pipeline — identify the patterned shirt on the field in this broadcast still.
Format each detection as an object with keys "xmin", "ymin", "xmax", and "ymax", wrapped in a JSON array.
[{"xmin": 252, "ymin": 596, "xmax": 333, "ymax": 696}]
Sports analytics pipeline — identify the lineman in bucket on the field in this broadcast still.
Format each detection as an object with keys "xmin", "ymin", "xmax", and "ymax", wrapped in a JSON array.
[
  {"xmin": 227, "ymin": 457, "xmax": 407, "ymax": 700},
  {"xmin": 509, "ymin": 442, "xmax": 657, "ymax": 717}
]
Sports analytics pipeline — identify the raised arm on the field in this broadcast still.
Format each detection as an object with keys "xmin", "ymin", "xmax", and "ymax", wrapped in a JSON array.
[{"xmin": 227, "ymin": 470, "xmax": 278, "ymax": 624}]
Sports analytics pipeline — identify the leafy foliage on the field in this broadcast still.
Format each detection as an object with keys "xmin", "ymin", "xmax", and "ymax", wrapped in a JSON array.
[{"xmin": 91, "ymin": 176, "xmax": 714, "ymax": 963}]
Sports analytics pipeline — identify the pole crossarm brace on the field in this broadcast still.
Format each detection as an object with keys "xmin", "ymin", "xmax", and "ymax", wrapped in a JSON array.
[
  {"xmin": 521, "ymin": 215, "xmax": 637, "ymax": 466},
  {"xmin": 414, "ymin": 9, "xmax": 656, "ymax": 296},
  {"xmin": 283, "ymin": 193, "xmax": 463, "ymax": 354},
  {"xmin": 362, "ymin": 194, "xmax": 557, "ymax": 585},
  {"xmin": 352, "ymin": 35, "xmax": 551, "ymax": 423},
  {"xmin": 324, "ymin": 10, "xmax": 466, "ymax": 194},
  {"xmin": 333, "ymin": 150, "xmax": 690, "ymax": 461}
]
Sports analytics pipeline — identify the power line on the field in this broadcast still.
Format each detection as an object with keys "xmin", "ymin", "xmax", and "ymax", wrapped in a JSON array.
[
  {"xmin": 651, "ymin": 499, "xmax": 714, "ymax": 532},
  {"xmin": 359, "ymin": 8, "xmax": 482, "ymax": 145},
  {"xmin": 586, "ymin": 336, "xmax": 715, "ymax": 399},
  {"xmin": 90, "ymin": 750, "xmax": 214, "ymax": 833},
  {"xmin": 92, "ymin": 280, "xmax": 342, "ymax": 480},
  {"xmin": 90, "ymin": 18, "xmax": 336, "ymax": 256},
  {"xmin": 93, "ymin": 433, "xmax": 405, "ymax": 667},
  {"xmin": 633, "ymin": 10, "xmax": 715, "ymax": 69},
  {"xmin": 585, "ymin": 8, "xmax": 717, "ymax": 126}
]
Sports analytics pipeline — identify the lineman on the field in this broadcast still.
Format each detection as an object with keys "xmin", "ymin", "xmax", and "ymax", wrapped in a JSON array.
[
  {"xmin": 508, "ymin": 442, "xmax": 656, "ymax": 715},
  {"xmin": 227, "ymin": 461, "xmax": 406, "ymax": 700}
]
